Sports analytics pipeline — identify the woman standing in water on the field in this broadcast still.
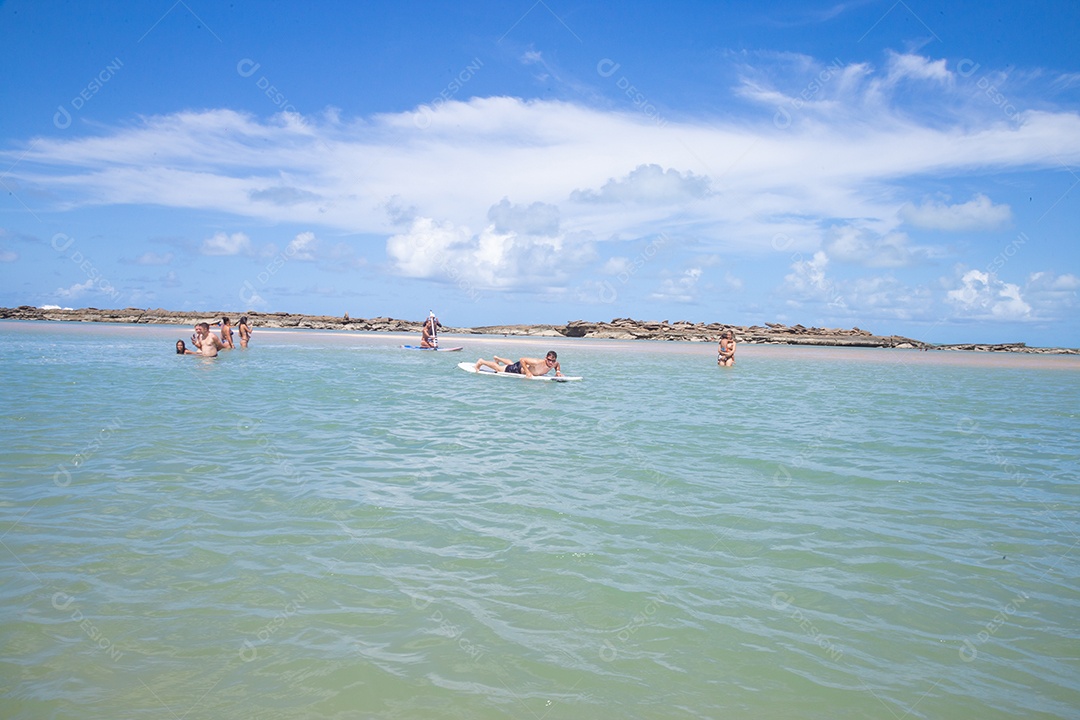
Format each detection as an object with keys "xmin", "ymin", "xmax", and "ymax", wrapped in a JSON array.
[
  {"xmin": 717, "ymin": 330, "xmax": 736, "ymax": 367},
  {"xmin": 237, "ymin": 316, "xmax": 252, "ymax": 348}
]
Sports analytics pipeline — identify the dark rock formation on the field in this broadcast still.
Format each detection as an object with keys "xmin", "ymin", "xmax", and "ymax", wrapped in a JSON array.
[{"xmin": 2, "ymin": 306, "xmax": 1076, "ymax": 353}]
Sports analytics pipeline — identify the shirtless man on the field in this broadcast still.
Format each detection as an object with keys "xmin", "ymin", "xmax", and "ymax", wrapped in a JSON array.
[
  {"xmin": 194, "ymin": 322, "xmax": 224, "ymax": 357},
  {"xmin": 717, "ymin": 330, "xmax": 736, "ymax": 367},
  {"xmin": 475, "ymin": 351, "xmax": 562, "ymax": 378}
]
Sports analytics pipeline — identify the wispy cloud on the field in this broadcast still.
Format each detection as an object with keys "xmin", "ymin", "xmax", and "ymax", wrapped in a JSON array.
[
  {"xmin": 6, "ymin": 52, "xmax": 1080, "ymax": 300},
  {"xmin": 285, "ymin": 231, "xmax": 317, "ymax": 261},
  {"xmin": 55, "ymin": 279, "xmax": 96, "ymax": 299},
  {"xmin": 571, "ymin": 164, "xmax": 711, "ymax": 204},
  {"xmin": 649, "ymin": 267, "xmax": 702, "ymax": 302},
  {"xmin": 131, "ymin": 250, "xmax": 174, "ymax": 265},
  {"xmin": 899, "ymin": 194, "xmax": 1012, "ymax": 231},
  {"xmin": 823, "ymin": 224, "xmax": 931, "ymax": 267}
]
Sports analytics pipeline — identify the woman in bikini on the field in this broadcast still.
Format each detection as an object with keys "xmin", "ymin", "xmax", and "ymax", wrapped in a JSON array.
[
  {"xmin": 220, "ymin": 317, "xmax": 235, "ymax": 349},
  {"xmin": 237, "ymin": 316, "xmax": 252, "ymax": 348}
]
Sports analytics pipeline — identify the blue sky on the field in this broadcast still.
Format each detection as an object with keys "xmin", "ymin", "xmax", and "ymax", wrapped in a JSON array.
[{"xmin": 1, "ymin": 1, "xmax": 1078, "ymax": 345}]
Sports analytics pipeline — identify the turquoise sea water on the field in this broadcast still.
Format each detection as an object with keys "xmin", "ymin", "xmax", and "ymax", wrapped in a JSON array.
[{"xmin": 1, "ymin": 320, "xmax": 1078, "ymax": 719}]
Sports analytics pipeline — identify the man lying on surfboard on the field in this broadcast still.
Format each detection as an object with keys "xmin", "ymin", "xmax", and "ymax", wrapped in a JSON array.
[{"xmin": 474, "ymin": 351, "xmax": 563, "ymax": 378}]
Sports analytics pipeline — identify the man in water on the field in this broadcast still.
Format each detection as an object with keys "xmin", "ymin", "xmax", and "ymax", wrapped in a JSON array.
[
  {"xmin": 475, "ymin": 351, "xmax": 563, "ymax": 378},
  {"xmin": 717, "ymin": 330, "xmax": 736, "ymax": 366},
  {"xmin": 194, "ymin": 322, "xmax": 224, "ymax": 357},
  {"xmin": 420, "ymin": 312, "xmax": 441, "ymax": 348}
]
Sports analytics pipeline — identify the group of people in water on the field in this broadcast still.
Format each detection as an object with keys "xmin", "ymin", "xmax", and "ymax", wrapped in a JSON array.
[
  {"xmin": 173, "ymin": 311, "xmax": 735, "ymax": 369},
  {"xmin": 175, "ymin": 316, "xmax": 252, "ymax": 357}
]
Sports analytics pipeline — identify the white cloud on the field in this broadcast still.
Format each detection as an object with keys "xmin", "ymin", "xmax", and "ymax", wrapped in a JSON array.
[
  {"xmin": 488, "ymin": 198, "xmax": 560, "ymax": 235},
  {"xmin": 824, "ymin": 225, "xmax": 923, "ymax": 267},
  {"xmin": 55, "ymin": 279, "xmax": 95, "ymax": 298},
  {"xmin": 285, "ymin": 231, "xmax": 317, "ymax": 261},
  {"xmin": 1029, "ymin": 271, "xmax": 1080, "ymax": 291},
  {"xmin": 571, "ymin": 164, "xmax": 711, "ymax": 204},
  {"xmin": 649, "ymin": 268, "xmax": 702, "ymax": 302},
  {"xmin": 1024, "ymin": 271, "xmax": 1080, "ymax": 318},
  {"xmin": 847, "ymin": 275, "xmax": 933, "ymax": 320},
  {"xmin": 946, "ymin": 269, "xmax": 1031, "ymax": 320},
  {"xmin": 201, "ymin": 231, "xmax": 252, "ymax": 256},
  {"xmin": 133, "ymin": 251, "xmax": 174, "ymax": 265},
  {"xmin": 600, "ymin": 257, "xmax": 632, "ymax": 275},
  {"xmin": 0, "ymin": 249, "xmax": 16, "ymax": 262},
  {"xmin": 886, "ymin": 52, "xmax": 951, "ymax": 85},
  {"xmin": 899, "ymin": 194, "xmax": 1012, "ymax": 231},
  {"xmin": 5, "ymin": 55, "xmax": 1079, "ymax": 292},
  {"xmin": 784, "ymin": 250, "xmax": 848, "ymax": 309},
  {"xmin": 785, "ymin": 250, "xmax": 830, "ymax": 294},
  {"xmin": 386, "ymin": 200, "xmax": 593, "ymax": 289}
]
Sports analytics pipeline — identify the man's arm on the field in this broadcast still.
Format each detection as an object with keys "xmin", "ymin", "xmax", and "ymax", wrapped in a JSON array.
[{"xmin": 520, "ymin": 358, "xmax": 534, "ymax": 377}]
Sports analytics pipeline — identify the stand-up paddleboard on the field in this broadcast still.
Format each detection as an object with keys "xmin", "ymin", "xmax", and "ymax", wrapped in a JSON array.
[
  {"xmin": 457, "ymin": 361, "xmax": 582, "ymax": 382},
  {"xmin": 402, "ymin": 345, "xmax": 463, "ymax": 351}
]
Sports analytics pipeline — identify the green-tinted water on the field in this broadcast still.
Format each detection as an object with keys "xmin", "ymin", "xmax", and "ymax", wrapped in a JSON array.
[{"xmin": 1, "ymin": 321, "xmax": 1078, "ymax": 719}]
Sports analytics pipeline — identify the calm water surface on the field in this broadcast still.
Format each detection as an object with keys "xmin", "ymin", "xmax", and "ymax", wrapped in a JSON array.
[{"xmin": 1, "ymin": 321, "xmax": 1078, "ymax": 719}]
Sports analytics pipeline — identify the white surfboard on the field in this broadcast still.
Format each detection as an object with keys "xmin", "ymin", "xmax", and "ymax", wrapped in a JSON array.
[
  {"xmin": 401, "ymin": 345, "xmax": 464, "ymax": 351},
  {"xmin": 457, "ymin": 361, "xmax": 582, "ymax": 382}
]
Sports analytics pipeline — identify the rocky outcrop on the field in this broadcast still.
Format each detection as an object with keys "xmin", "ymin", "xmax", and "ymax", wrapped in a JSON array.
[
  {"xmin": 0, "ymin": 306, "xmax": 427, "ymax": 333},
  {"xmin": 3, "ymin": 306, "xmax": 1076, "ymax": 353},
  {"xmin": 561, "ymin": 318, "xmax": 930, "ymax": 348},
  {"xmin": 934, "ymin": 342, "xmax": 1078, "ymax": 355}
]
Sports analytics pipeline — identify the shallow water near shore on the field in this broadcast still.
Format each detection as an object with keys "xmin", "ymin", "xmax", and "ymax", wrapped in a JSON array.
[{"xmin": 1, "ymin": 320, "xmax": 1078, "ymax": 719}]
